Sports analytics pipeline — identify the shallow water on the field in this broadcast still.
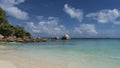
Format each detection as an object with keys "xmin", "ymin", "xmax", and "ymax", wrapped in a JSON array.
[{"xmin": 0, "ymin": 39, "xmax": 120, "ymax": 68}]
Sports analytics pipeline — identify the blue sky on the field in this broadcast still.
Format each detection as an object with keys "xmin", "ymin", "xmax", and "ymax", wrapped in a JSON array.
[{"xmin": 0, "ymin": 0, "xmax": 120, "ymax": 38}]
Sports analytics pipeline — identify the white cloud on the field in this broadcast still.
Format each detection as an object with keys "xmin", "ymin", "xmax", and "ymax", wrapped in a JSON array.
[
  {"xmin": 86, "ymin": 9, "xmax": 120, "ymax": 24},
  {"xmin": 0, "ymin": 0, "xmax": 29, "ymax": 20},
  {"xmin": 5, "ymin": 7, "xmax": 29, "ymax": 20},
  {"xmin": 74, "ymin": 24, "xmax": 98, "ymax": 36},
  {"xmin": 27, "ymin": 17, "xmax": 68, "ymax": 36},
  {"xmin": 27, "ymin": 16, "xmax": 98, "ymax": 37},
  {"xmin": 64, "ymin": 4, "xmax": 83, "ymax": 22}
]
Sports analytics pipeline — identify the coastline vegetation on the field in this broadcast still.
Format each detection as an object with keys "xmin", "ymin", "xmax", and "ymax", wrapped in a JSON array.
[
  {"xmin": 0, "ymin": 7, "xmax": 31, "ymax": 38},
  {"xmin": 0, "ymin": 7, "xmax": 46, "ymax": 42}
]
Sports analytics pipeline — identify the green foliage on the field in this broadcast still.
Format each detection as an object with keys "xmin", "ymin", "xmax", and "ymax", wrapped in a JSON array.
[
  {"xmin": 0, "ymin": 8, "xmax": 6, "ymax": 23},
  {"xmin": 14, "ymin": 26, "xmax": 31, "ymax": 38},
  {"xmin": 0, "ymin": 7, "xmax": 31, "ymax": 38}
]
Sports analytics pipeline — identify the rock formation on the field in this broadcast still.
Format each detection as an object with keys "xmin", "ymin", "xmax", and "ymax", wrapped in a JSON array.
[{"xmin": 61, "ymin": 34, "xmax": 71, "ymax": 40}]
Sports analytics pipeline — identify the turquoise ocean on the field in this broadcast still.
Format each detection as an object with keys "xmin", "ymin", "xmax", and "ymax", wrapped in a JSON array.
[{"xmin": 0, "ymin": 39, "xmax": 120, "ymax": 68}]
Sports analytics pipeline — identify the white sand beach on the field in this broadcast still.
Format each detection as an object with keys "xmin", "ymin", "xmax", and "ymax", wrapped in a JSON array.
[
  {"xmin": 0, "ymin": 55, "xmax": 67, "ymax": 68},
  {"xmin": 0, "ymin": 60, "xmax": 16, "ymax": 68}
]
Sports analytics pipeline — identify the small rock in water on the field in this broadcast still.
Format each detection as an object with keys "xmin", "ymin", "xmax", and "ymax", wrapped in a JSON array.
[{"xmin": 61, "ymin": 34, "xmax": 71, "ymax": 40}]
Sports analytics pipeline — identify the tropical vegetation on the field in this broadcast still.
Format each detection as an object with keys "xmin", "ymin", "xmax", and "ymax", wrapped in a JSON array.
[{"xmin": 0, "ymin": 7, "xmax": 31, "ymax": 38}]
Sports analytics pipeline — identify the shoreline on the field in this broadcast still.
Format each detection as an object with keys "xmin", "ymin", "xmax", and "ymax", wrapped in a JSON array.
[
  {"xmin": 0, "ymin": 40, "xmax": 120, "ymax": 68},
  {"xmin": 0, "ymin": 37, "xmax": 48, "ymax": 43},
  {"xmin": 0, "ymin": 34, "xmax": 71, "ymax": 43}
]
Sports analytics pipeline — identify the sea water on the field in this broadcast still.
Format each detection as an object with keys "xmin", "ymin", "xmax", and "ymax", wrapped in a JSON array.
[{"xmin": 0, "ymin": 39, "xmax": 120, "ymax": 68}]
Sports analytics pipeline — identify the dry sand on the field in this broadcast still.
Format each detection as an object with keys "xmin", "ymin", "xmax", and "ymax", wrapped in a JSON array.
[
  {"xmin": 0, "ymin": 56, "xmax": 67, "ymax": 68},
  {"xmin": 0, "ymin": 60, "xmax": 16, "ymax": 68}
]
